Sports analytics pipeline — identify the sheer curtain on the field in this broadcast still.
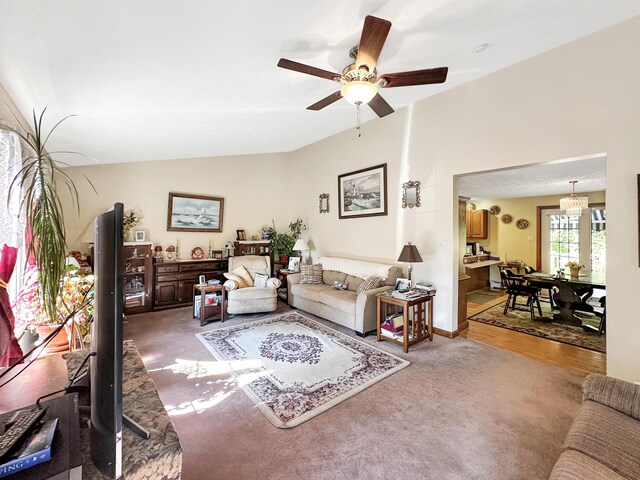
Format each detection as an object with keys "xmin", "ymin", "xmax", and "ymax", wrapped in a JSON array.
[{"xmin": 0, "ymin": 129, "xmax": 25, "ymax": 365}]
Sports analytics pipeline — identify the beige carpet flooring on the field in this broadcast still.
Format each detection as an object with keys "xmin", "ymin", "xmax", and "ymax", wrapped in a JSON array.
[{"xmin": 123, "ymin": 304, "xmax": 584, "ymax": 480}]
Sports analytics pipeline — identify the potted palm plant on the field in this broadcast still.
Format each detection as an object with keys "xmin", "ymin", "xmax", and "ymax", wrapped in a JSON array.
[
  {"xmin": 271, "ymin": 218, "xmax": 307, "ymax": 267},
  {"xmin": 3, "ymin": 108, "xmax": 94, "ymax": 346}
]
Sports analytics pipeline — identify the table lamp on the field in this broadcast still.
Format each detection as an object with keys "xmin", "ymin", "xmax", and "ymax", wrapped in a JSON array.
[
  {"xmin": 293, "ymin": 238, "xmax": 309, "ymax": 264},
  {"xmin": 397, "ymin": 242, "xmax": 423, "ymax": 281}
]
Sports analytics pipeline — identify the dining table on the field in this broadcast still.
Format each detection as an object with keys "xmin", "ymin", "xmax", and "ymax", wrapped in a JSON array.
[{"xmin": 522, "ymin": 270, "xmax": 605, "ymax": 325}]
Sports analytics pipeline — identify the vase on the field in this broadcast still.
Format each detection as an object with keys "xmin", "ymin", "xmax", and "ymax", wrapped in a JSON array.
[
  {"xmin": 279, "ymin": 255, "xmax": 289, "ymax": 268},
  {"xmin": 35, "ymin": 325, "xmax": 69, "ymax": 354},
  {"xmin": 569, "ymin": 266, "xmax": 582, "ymax": 277}
]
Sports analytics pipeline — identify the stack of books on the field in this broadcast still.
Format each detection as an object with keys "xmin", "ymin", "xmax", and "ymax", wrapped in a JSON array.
[{"xmin": 390, "ymin": 289, "xmax": 430, "ymax": 300}]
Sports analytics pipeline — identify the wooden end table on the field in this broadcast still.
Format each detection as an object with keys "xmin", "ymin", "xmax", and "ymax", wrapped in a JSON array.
[
  {"xmin": 276, "ymin": 269, "xmax": 294, "ymax": 304},
  {"xmin": 193, "ymin": 284, "xmax": 226, "ymax": 326},
  {"xmin": 376, "ymin": 292, "xmax": 434, "ymax": 353}
]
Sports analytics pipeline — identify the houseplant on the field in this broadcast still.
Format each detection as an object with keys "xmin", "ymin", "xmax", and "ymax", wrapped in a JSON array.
[
  {"xmin": 271, "ymin": 219, "xmax": 307, "ymax": 266},
  {"xmin": 3, "ymin": 108, "xmax": 95, "ymax": 337},
  {"xmin": 13, "ymin": 265, "xmax": 94, "ymax": 353}
]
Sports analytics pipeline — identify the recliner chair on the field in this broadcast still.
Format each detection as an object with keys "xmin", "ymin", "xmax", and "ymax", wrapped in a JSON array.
[{"xmin": 223, "ymin": 255, "xmax": 281, "ymax": 314}]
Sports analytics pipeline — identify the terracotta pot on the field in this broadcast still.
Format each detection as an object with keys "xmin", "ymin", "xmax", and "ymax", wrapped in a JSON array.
[{"xmin": 36, "ymin": 325, "xmax": 69, "ymax": 354}]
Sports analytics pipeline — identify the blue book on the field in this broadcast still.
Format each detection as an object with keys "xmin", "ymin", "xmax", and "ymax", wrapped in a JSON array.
[{"xmin": 0, "ymin": 418, "xmax": 57, "ymax": 478}]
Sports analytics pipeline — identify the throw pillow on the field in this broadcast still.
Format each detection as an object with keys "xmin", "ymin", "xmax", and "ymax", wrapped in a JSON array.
[
  {"xmin": 333, "ymin": 280, "xmax": 349, "ymax": 290},
  {"xmin": 300, "ymin": 264, "xmax": 323, "ymax": 284},
  {"xmin": 357, "ymin": 276, "xmax": 381, "ymax": 294},
  {"xmin": 232, "ymin": 265, "xmax": 254, "ymax": 287},
  {"xmin": 254, "ymin": 273, "xmax": 269, "ymax": 288},
  {"xmin": 223, "ymin": 272, "xmax": 247, "ymax": 288}
]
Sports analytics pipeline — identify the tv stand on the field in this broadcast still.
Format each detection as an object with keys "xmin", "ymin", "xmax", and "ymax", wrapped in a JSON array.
[
  {"xmin": 64, "ymin": 341, "xmax": 182, "ymax": 479},
  {"xmin": 122, "ymin": 414, "xmax": 150, "ymax": 440}
]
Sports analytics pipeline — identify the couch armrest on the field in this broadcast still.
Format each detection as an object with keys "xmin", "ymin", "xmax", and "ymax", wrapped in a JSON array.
[
  {"xmin": 355, "ymin": 285, "xmax": 394, "ymax": 334},
  {"xmin": 582, "ymin": 373, "xmax": 640, "ymax": 420},
  {"xmin": 224, "ymin": 279, "xmax": 239, "ymax": 291},
  {"xmin": 266, "ymin": 277, "xmax": 281, "ymax": 289},
  {"xmin": 287, "ymin": 273, "xmax": 301, "ymax": 304}
]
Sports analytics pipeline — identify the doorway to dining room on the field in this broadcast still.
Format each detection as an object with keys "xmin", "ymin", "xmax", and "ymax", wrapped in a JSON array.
[{"xmin": 456, "ymin": 155, "xmax": 607, "ymax": 375}]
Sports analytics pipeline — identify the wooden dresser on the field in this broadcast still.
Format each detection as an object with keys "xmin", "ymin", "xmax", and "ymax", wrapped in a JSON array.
[{"xmin": 153, "ymin": 258, "xmax": 228, "ymax": 310}]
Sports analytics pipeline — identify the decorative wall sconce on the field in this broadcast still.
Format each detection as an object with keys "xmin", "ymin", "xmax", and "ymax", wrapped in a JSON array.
[
  {"xmin": 319, "ymin": 193, "xmax": 330, "ymax": 213},
  {"xmin": 402, "ymin": 181, "xmax": 421, "ymax": 208}
]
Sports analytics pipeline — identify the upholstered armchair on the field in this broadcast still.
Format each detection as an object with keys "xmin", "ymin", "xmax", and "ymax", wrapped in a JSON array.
[{"xmin": 223, "ymin": 255, "xmax": 281, "ymax": 314}]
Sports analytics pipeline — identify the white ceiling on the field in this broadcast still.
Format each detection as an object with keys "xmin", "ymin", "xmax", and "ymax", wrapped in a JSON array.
[
  {"xmin": 458, "ymin": 156, "xmax": 607, "ymax": 199},
  {"xmin": 1, "ymin": 1, "xmax": 639, "ymax": 166}
]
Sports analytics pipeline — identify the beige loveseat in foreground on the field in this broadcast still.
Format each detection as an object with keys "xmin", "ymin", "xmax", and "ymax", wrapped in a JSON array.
[
  {"xmin": 287, "ymin": 256, "xmax": 402, "ymax": 336},
  {"xmin": 549, "ymin": 373, "xmax": 640, "ymax": 480}
]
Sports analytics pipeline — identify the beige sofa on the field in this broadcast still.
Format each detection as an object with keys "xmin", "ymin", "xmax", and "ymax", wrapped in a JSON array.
[
  {"xmin": 549, "ymin": 373, "xmax": 640, "ymax": 480},
  {"xmin": 287, "ymin": 256, "xmax": 402, "ymax": 336}
]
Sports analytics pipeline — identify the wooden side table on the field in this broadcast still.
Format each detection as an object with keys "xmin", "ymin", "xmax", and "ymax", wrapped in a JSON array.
[
  {"xmin": 193, "ymin": 284, "xmax": 226, "ymax": 326},
  {"xmin": 376, "ymin": 293, "xmax": 434, "ymax": 353},
  {"xmin": 276, "ymin": 269, "xmax": 294, "ymax": 304}
]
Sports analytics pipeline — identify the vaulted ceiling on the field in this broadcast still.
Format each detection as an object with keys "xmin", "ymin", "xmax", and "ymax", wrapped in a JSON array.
[{"xmin": 1, "ymin": 1, "xmax": 639, "ymax": 166}]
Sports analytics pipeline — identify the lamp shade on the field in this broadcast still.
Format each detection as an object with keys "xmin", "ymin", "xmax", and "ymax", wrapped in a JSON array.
[
  {"xmin": 77, "ymin": 220, "xmax": 95, "ymax": 243},
  {"xmin": 293, "ymin": 239, "xmax": 309, "ymax": 251},
  {"xmin": 340, "ymin": 81, "xmax": 377, "ymax": 105},
  {"xmin": 397, "ymin": 242, "xmax": 423, "ymax": 263}
]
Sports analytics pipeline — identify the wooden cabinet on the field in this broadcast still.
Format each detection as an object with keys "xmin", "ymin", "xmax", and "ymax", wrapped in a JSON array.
[
  {"xmin": 234, "ymin": 241, "xmax": 274, "ymax": 275},
  {"xmin": 123, "ymin": 243, "xmax": 153, "ymax": 315},
  {"xmin": 153, "ymin": 259, "xmax": 228, "ymax": 310},
  {"xmin": 466, "ymin": 209, "xmax": 488, "ymax": 239}
]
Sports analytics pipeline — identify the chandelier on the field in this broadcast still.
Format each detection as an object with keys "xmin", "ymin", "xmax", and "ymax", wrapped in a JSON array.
[{"xmin": 559, "ymin": 180, "xmax": 589, "ymax": 215}]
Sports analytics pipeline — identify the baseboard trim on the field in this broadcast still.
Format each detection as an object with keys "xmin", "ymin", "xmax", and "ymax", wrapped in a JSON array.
[
  {"xmin": 457, "ymin": 320, "xmax": 469, "ymax": 332},
  {"xmin": 434, "ymin": 327, "xmax": 460, "ymax": 338}
]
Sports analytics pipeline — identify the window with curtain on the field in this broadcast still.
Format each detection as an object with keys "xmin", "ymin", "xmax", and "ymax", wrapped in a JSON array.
[{"xmin": 0, "ymin": 129, "xmax": 25, "ymax": 301}]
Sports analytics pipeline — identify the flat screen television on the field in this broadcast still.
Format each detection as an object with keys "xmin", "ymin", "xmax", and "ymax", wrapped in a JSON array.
[{"xmin": 90, "ymin": 202, "xmax": 124, "ymax": 478}]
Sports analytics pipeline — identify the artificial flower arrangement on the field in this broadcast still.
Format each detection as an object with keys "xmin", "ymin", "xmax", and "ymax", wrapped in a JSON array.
[
  {"xmin": 123, "ymin": 209, "xmax": 143, "ymax": 241},
  {"xmin": 13, "ymin": 265, "xmax": 94, "ymax": 339},
  {"xmin": 565, "ymin": 261, "xmax": 585, "ymax": 276}
]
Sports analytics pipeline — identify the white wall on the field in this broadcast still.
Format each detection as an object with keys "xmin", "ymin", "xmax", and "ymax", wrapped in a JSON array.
[
  {"xmin": 288, "ymin": 16, "xmax": 640, "ymax": 382},
  {"xmin": 60, "ymin": 153, "xmax": 291, "ymax": 255}
]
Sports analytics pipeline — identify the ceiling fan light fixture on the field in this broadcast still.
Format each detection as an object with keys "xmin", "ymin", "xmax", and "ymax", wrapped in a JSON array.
[{"xmin": 340, "ymin": 81, "xmax": 377, "ymax": 105}]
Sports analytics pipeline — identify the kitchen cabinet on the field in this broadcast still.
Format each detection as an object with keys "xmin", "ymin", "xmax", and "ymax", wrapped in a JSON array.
[
  {"xmin": 466, "ymin": 209, "xmax": 488, "ymax": 239},
  {"xmin": 153, "ymin": 258, "xmax": 228, "ymax": 310}
]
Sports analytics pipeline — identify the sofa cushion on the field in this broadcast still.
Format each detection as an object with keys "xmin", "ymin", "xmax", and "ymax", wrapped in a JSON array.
[
  {"xmin": 583, "ymin": 373, "xmax": 640, "ymax": 421},
  {"xmin": 228, "ymin": 286, "xmax": 277, "ymax": 301},
  {"xmin": 232, "ymin": 265, "xmax": 254, "ymax": 287},
  {"xmin": 345, "ymin": 274, "xmax": 364, "ymax": 292},
  {"xmin": 549, "ymin": 450, "xmax": 626, "ymax": 480},
  {"xmin": 323, "ymin": 270, "xmax": 346, "ymax": 285},
  {"xmin": 301, "ymin": 264, "xmax": 323, "ymax": 284},
  {"xmin": 357, "ymin": 276, "xmax": 381, "ymax": 294},
  {"xmin": 564, "ymin": 399, "xmax": 640, "ymax": 480},
  {"xmin": 224, "ymin": 272, "xmax": 247, "ymax": 288},
  {"xmin": 317, "ymin": 289, "xmax": 357, "ymax": 315},
  {"xmin": 290, "ymin": 283, "xmax": 329, "ymax": 303}
]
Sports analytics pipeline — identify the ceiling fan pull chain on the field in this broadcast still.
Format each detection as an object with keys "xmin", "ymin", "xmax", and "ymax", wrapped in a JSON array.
[{"xmin": 356, "ymin": 101, "xmax": 362, "ymax": 137}]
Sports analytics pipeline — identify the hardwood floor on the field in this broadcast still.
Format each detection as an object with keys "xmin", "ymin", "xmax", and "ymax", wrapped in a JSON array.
[{"xmin": 461, "ymin": 290, "xmax": 606, "ymax": 376}]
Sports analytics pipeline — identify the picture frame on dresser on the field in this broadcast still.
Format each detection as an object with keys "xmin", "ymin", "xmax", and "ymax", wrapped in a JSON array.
[
  {"xmin": 167, "ymin": 192, "xmax": 224, "ymax": 232},
  {"xmin": 338, "ymin": 163, "xmax": 388, "ymax": 219}
]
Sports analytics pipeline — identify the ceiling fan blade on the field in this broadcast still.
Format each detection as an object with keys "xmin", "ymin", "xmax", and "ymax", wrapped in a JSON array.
[
  {"xmin": 368, "ymin": 93, "xmax": 394, "ymax": 118},
  {"xmin": 380, "ymin": 67, "xmax": 448, "ymax": 88},
  {"xmin": 355, "ymin": 16, "xmax": 392, "ymax": 72},
  {"xmin": 307, "ymin": 91, "xmax": 343, "ymax": 111},
  {"xmin": 277, "ymin": 58, "xmax": 340, "ymax": 81}
]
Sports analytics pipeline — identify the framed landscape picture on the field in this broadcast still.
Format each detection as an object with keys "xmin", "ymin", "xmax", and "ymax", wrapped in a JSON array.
[
  {"xmin": 338, "ymin": 163, "xmax": 388, "ymax": 219},
  {"xmin": 167, "ymin": 192, "xmax": 224, "ymax": 232}
]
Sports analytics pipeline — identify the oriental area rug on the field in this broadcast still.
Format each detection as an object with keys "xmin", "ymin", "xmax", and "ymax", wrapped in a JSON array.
[
  {"xmin": 196, "ymin": 312, "xmax": 409, "ymax": 428},
  {"xmin": 470, "ymin": 301, "xmax": 605, "ymax": 353}
]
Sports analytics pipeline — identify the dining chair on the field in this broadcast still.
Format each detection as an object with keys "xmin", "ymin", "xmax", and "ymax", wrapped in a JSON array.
[
  {"xmin": 523, "ymin": 265, "xmax": 556, "ymax": 309},
  {"xmin": 501, "ymin": 270, "xmax": 542, "ymax": 322}
]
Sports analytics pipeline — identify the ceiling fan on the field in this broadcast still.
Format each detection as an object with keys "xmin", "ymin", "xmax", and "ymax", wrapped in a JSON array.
[{"xmin": 277, "ymin": 15, "xmax": 448, "ymax": 120}]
